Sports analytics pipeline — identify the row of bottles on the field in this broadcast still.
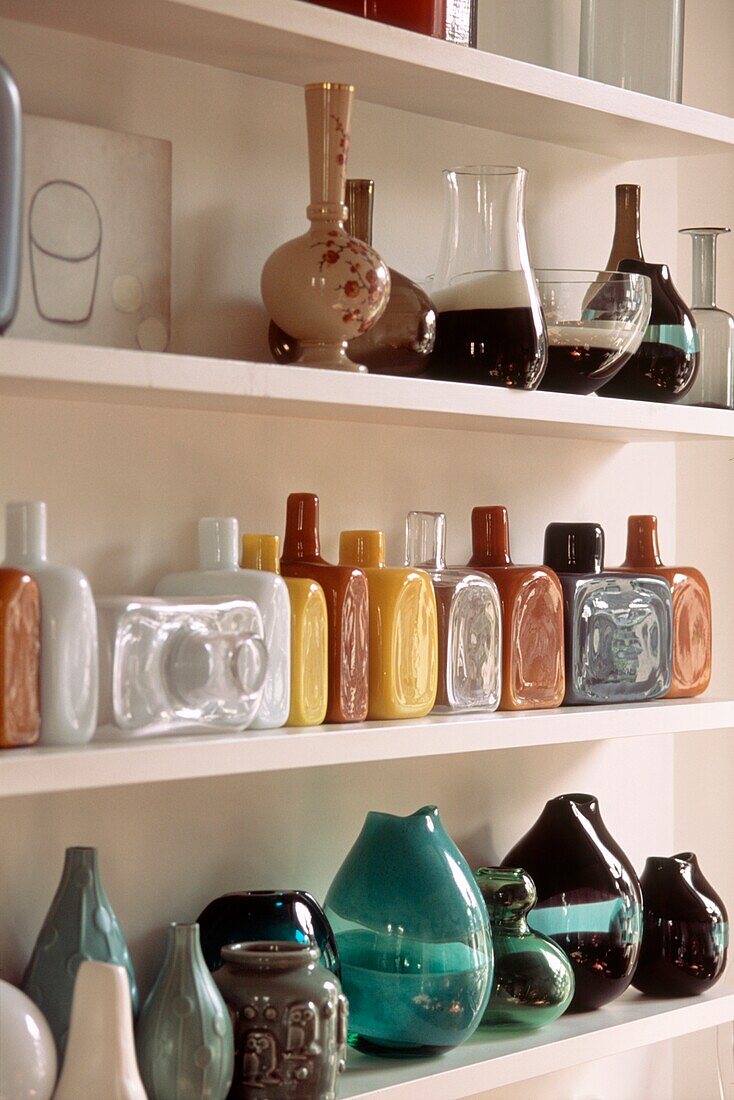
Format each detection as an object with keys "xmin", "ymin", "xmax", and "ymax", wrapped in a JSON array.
[
  {"xmin": 263, "ymin": 83, "xmax": 733, "ymax": 408},
  {"xmin": 4, "ymin": 800, "xmax": 727, "ymax": 1097},
  {"xmin": 0, "ymin": 498, "xmax": 712, "ymax": 747}
]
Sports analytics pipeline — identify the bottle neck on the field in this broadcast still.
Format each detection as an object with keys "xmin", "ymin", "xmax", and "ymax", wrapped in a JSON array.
[
  {"xmin": 5, "ymin": 501, "xmax": 48, "ymax": 564},
  {"xmin": 346, "ymin": 178, "xmax": 374, "ymax": 247},
  {"xmin": 198, "ymin": 518, "xmax": 240, "ymax": 571},
  {"xmin": 405, "ymin": 511, "xmax": 446, "ymax": 570},
  {"xmin": 241, "ymin": 534, "xmax": 281, "ymax": 574},
  {"xmin": 469, "ymin": 506, "xmax": 512, "ymax": 567},
  {"xmin": 165, "ymin": 922, "xmax": 205, "ymax": 972},
  {"xmin": 282, "ymin": 494, "xmax": 323, "ymax": 563},
  {"xmin": 690, "ymin": 233, "xmax": 717, "ymax": 309},
  {"xmin": 623, "ymin": 515, "xmax": 663, "ymax": 568},
  {"xmin": 607, "ymin": 184, "xmax": 644, "ymax": 269},
  {"xmin": 339, "ymin": 529, "xmax": 385, "ymax": 569}
]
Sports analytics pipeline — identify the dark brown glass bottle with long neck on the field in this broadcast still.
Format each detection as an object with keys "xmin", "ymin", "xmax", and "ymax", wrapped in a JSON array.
[
  {"xmin": 269, "ymin": 179, "xmax": 437, "ymax": 374},
  {"xmin": 605, "ymin": 184, "xmax": 644, "ymax": 270}
]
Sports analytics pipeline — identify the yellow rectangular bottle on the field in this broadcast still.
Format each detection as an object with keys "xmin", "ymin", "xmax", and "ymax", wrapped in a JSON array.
[
  {"xmin": 339, "ymin": 530, "xmax": 438, "ymax": 720},
  {"xmin": 242, "ymin": 534, "xmax": 328, "ymax": 728}
]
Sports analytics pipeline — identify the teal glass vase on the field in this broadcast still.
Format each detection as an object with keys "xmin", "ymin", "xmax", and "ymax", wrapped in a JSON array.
[
  {"xmin": 325, "ymin": 805, "xmax": 493, "ymax": 1058},
  {"xmin": 475, "ymin": 868, "xmax": 574, "ymax": 1029},
  {"xmin": 22, "ymin": 846, "xmax": 139, "ymax": 1057},
  {"xmin": 137, "ymin": 923, "xmax": 234, "ymax": 1100}
]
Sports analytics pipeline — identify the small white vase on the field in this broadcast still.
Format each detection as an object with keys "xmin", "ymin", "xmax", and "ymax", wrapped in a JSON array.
[
  {"xmin": 2, "ymin": 501, "xmax": 98, "ymax": 745},
  {"xmin": 154, "ymin": 517, "xmax": 290, "ymax": 730},
  {"xmin": 0, "ymin": 979, "xmax": 57, "ymax": 1100},
  {"xmin": 53, "ymin": 962, "xmax": 146, "ymax": 1100}
]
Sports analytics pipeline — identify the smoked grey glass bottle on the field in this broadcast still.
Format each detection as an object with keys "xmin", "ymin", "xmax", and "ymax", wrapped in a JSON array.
[{"xmin": 543, "ymin": 523, "xmax": 673, "ymax": 706}]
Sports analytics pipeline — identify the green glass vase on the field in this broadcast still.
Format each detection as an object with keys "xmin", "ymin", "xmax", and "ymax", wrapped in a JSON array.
[
  {"xmin": 137, "ymin": 923, "xmax": 234, "ymax": 1100},
  {"xmin": 22, "ymin": 846, "xmax": 138, "ymax": 1058},
  {"xmin": 475, "ymin": 867, "xmax": 574, "ymax": 1029},
  {"xmin": 325, "ymin": 804, "xmax": 493, "ymax": 1058}
]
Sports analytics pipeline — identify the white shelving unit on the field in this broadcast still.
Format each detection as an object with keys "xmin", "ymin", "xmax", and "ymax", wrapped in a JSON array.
[
  {"xmin": 1, "ymin": 3, "xmax": 732, "ymax": 1099},
  {"xmin": 2, "ymin": 698, "xmax": 731, "ymax": 799},
  {"xmin": 2, "ymin": 339, "xmax": 734, "ymax": 442},
  {"xmin": 1, "ymin": 0, "xmax": 734, "ymax": 156},
  {"xmin": 340, "ymin": 988, "xmax": 734, "ymax": 1098}
]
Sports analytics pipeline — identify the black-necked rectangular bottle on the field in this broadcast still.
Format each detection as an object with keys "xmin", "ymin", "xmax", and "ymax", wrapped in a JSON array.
[{"xmin": 543, "ymin": 523, "xmax": 673, "ymax": 706}]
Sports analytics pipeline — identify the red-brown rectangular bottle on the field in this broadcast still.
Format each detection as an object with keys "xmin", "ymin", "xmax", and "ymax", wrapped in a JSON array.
[{"xmin": 281, "ymin": 493, "xmax": 369, "ymax": 723}]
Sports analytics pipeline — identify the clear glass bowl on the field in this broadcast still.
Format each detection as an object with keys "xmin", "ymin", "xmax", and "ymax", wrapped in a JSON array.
[{"xmin": 535, "ymin": 269, "xmax": 651, "ymax": 395}]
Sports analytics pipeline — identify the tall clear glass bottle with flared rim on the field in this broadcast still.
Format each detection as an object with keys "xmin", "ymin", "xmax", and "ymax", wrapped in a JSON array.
[
  {"xmin": 679, "ymin": 227, "xmax": 734, "ymax": 409},
  {"xmin": 428, "ymin": 165, "xmax": 547, "ymax": 388},
  {"xmin": 405, "ymin": 510, "xmax": 501, "ymax": 712}
]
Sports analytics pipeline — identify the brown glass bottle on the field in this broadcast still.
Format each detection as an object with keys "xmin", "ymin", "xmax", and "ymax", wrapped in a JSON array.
[
  {"xmin": 605, "ymin": 184, "xmax": 644, "ymax": 271},
  {"xmin": 467, "ymin": 506, "xmax": 565, "ymax": 711},
  {"xmin": 270, "ymin": 180, "xmax": 436, "ymax": 375},
  {"xmin": 281, "ymin": 493, "xmax": 369, "ymax": 723},
  {"xmin": 619, "ymin": 515, "xmax": 711, "ymax": 699},
  {"xmin": 0, "ymin": 567, "xmax": 41, "ymax": 747}
]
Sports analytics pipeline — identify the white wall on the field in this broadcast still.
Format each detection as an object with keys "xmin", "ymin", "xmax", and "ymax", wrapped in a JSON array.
[{"xmin": 0, "ymin": 4, "xmax": 731, "ymax": 1098}]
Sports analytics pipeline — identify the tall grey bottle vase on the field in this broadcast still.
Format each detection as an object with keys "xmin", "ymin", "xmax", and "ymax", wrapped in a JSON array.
[
  {"xmin": 137, "ymin": 923, "xmax": 234, "ymax": 1100},
  {"xmin": 22, "ymin": 846, "xmax": 139, "ymax": 1057}
]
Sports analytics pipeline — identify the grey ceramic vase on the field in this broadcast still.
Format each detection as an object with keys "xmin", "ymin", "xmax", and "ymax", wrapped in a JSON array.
[
  {"xmin": 22, "ymin": 846, "xmax": 139, "ymax": 1057},
  {"xmin": 137, "ymin": 923, "xmax": 234, "ymax": 1100},
  {"xmin": 213, "ymin": 941, "xmax": 348, "ymax": 1100}
]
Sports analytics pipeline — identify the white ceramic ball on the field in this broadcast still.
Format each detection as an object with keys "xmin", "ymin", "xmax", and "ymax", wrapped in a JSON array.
[{"xmin": 0, "ymin": 980, "xmax": 57, "ymax": 1100}]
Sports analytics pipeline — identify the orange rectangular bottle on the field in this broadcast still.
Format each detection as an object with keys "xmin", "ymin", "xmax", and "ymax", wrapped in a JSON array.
[{"xmin": 0, "ymin": 567, "xmax": 41, "ymax": 746}]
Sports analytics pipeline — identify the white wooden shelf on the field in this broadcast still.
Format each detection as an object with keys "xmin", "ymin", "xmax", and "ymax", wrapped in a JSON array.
[
  {"xmin": 1, "ymin": 698, "xmax": 731, "ymax": 799},
  {"xmin": 340, "ymin": 986, "xmax": 734, "ymax": 1099},
  {"xmin": 1, "ymin": 0, "xmax": 733, "ymax": 158},
  {"xmin": 4, "ymin": 339, "xmax": 734, "ymax": 443}
]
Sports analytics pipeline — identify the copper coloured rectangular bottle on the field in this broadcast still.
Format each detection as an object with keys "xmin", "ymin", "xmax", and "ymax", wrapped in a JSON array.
[{"xmin": 281, "ymin": 493, "xmax": 369, "ymax": 723}]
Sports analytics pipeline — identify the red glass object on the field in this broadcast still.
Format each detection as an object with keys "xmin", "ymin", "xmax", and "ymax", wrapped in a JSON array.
[{"xmin": 367, "ymin": 0, "xmax": 445, "ymax": 35}]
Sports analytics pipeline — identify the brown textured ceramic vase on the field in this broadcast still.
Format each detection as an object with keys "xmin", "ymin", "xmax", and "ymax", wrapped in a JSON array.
[
  {"xmin": 619, "ymin": 515, "xmax": 711, "ymax": 698},
  {"xmin": 468, "ymin": 507, "xmax": 565, "ymax": 711},
  {"xmin": 0, "ymin": 567, "xmax": 41, "ymax": 747},
  {"xmin": 281, "ymin": 493, "xmax": 369, "ymax": 723}
]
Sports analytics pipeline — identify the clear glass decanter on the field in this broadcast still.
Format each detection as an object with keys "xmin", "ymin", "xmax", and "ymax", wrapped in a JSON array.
[
  {"xmin": 427, "ymin": 166, "xmax": 547, "ymax": 388},
  {"xmin": 405, "ymin": 511, "xmax": 501, "ymax": 712},
  {"xmin": 679, "ymin": 227, "xmax": 734, "ymax": 409}
]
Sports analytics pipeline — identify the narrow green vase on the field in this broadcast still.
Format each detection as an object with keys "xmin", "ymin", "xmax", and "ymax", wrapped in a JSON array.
[
  {"xmin": 137, "ymin": 923, "xmax": 234, "ymax": 1100},
  {"xmin": 22, "ymin": 846, "xmax": 139, "ymax": 1057},
  {"xmin": 475, "ymin": 867, "xmax": 574, "ymax": 1029},
  {"xmin": 325, "ymin": 804, "xmax": 493, "ymax": 1058}
]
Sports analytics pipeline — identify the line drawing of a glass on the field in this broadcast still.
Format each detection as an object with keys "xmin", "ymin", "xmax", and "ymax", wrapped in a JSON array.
[{"xmin": 29, "ymin": 179, "xmax": 102, "ymax": 325}]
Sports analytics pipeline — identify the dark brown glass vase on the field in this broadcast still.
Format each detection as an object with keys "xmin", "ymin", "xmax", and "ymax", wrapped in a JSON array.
[
  {"xmin": 632, "ymin": 853, "xmax": 728, "ymax": 997},
  {"xmin": 599, "ymin": 260, "xmax": 699, "ymax": 402},
  {"xmin": 281, "ymin": 493, "xmax": 369, "ymax": 724},
  {"xmin": 604, "ymin": 183, "xmax": 644, "ymax": 271},
  {"xmin": 502, "ymin": 794, "xmax": 643, "ymax": 1012}
]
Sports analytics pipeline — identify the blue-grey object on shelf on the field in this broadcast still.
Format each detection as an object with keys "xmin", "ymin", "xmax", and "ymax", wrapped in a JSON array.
[
  {"xmin": 0, "ymin": 57, "xmax": 22, "ymax": 334},
  {"xmin": 543, "ymin": 522, "xmax": 673, "ymax": 705},
  {"xmin": 325, "ymin": 804, "xmax": 493, "ymax": 1057},
  {"xmin": 22, "ymin": 846, "xmax": 139, "ymax": 1057},
  {"xmin": 137, "ymin": 923, "xmax": 234, "ymax": 1100}
]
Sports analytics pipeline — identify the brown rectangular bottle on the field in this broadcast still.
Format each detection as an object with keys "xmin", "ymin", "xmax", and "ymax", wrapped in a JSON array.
[
  {"xmin": 0, "ymin": 567, "xmax": 41, "ymax": 747},
  {"xmin": 281, "ymin": 493, "xmax": 369, "ymax": 723}
]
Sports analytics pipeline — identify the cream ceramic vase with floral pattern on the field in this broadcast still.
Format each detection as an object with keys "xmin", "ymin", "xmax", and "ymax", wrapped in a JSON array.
[{"xmin": 261, "ymin": 82, "xmax": 390, "ymax": 372}]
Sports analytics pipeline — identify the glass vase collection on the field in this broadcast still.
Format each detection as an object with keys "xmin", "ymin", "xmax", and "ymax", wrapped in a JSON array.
[
  {"xmin": 261, "ymin": 82, "xmax": 731, "ymax": 410},
  {"xmin": 0, "ymin": 501, "xmax": 713, "ymax": 751},
  {"xmin": 11, "ymin": 801, "xmax": 726, "ymax": 1095}
]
